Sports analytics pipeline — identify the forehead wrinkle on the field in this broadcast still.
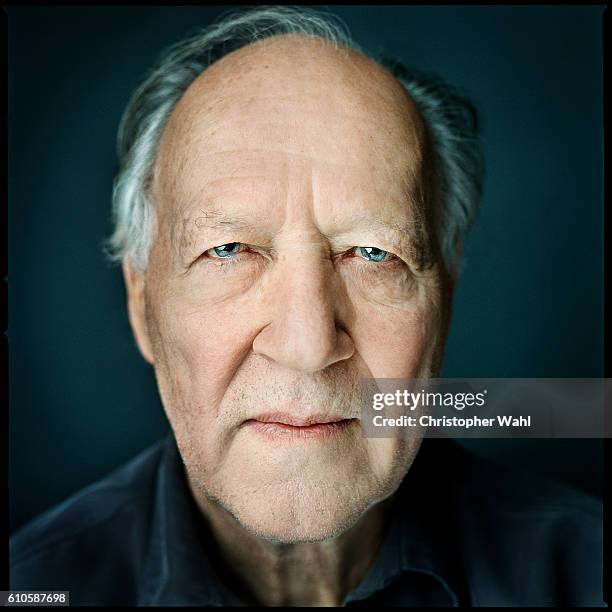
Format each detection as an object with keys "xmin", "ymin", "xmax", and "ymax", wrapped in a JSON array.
[
  {"xmin": 161, "ymin": 141, "xmax": 425, "ymax": 218},
  {"xmin": 153, "ymin": 34, "xmax": 435, "ymax": 268},
  {"xmin": 160, "ymin": 94, "xmax": 424, "ymax": 190},
  {"xmin": 160, "ymin": 155, "xmax": 431, "ymax": 269},
  {"xmin": 157, "ymin": 34, "xmax": 427, "ymax": 173}
]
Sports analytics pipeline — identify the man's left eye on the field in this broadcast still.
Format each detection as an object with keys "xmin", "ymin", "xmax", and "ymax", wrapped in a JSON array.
[
  {"xmin": 353, "ymin": 247, "xmax": 391, "ymax": 262},
  {"xmin": 206, "ymin": 242, "xmax": 245, "ymax": 258}
]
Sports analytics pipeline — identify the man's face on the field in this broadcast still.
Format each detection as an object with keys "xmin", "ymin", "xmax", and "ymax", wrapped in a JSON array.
[{"xmin": 126, "ymin": 35, "xmax": 451, "ymax": 542}]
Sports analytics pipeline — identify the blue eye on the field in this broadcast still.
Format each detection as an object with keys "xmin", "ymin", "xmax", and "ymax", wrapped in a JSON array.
[
  {"xmin": 209, "ymin": 242, "xmax": 244, "ymax": 258},
  {"xmin": 355, "ymin": 247, "xmax": 390, "ymax": 262}
]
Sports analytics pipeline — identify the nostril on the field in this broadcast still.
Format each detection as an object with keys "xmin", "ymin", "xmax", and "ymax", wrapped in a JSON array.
[{"xmin": 252, "ymin": 319, "xmax": 354, "ymax": 373}]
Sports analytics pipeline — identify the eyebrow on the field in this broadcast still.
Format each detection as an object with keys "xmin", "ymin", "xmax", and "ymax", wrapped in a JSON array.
[
  {"xmin": 177, "ymin": 206, "xmax": 433, "ymax": 268},
  {"xmin": 326, "ymin": 212, "xmax": 433, "ymax": 268},
  {"xmin": 191, "ymin": 209, "xmax": 256, "ymax": 232},
  {"xmin": 185, "ymin": 208, "xmax": 422, "ymax": 235},
  {"xmin": 174, "ymin": 208, "xmax": 260, "ymax": 265},
  {"xmin": 332, "ymin": 212, "xmax": 424, "ymax": 238}
]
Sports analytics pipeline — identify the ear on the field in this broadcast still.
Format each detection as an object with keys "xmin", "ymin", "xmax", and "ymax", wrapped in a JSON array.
[{"xmin": 122, "ymin": 258, "xmax": 155, "ymax": 365}]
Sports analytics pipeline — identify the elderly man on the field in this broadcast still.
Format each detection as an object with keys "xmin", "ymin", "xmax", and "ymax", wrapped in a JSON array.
[{"xmin": 10, "ymin": 6, "xmax": 604, "ymax": 607}]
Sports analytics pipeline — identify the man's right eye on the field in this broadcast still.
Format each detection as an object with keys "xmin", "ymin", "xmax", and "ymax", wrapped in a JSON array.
[{"xmin": 205, "ymin": 243, "xmax": 246, "ymax": 258}]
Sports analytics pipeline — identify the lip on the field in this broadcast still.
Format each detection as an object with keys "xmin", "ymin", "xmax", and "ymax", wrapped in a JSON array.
[
  {"xmin": 243, "ymin": 413, "xmax": 357, "ymax": 441},
  {"xmin": 248, "ymin": 412, "xmax": 350, "ymax": 426}
]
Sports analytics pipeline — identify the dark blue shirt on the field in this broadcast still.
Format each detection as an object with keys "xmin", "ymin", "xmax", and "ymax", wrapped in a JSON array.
[{"xmin": 9, "ymin": 432, "xmax": 606, "ymax": 606}]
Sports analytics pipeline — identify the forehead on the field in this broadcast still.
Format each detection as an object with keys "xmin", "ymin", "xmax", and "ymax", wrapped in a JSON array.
[{"xmin": 152, "ymin": 34, "xmax": 429, "ymax": 231}]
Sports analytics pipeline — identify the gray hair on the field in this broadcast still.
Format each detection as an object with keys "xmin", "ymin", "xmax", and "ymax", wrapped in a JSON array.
[{"xmin": 105, "ymin": 5, "xmax": 484, "ymax": 276}]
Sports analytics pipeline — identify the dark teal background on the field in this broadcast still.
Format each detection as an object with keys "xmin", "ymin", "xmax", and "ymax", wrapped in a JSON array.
[{"xmin": 8, "ymin": 5, "xmax": 604, "ymax": 533}]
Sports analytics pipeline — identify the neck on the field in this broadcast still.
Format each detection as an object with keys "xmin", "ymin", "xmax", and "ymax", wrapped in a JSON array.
[{"xmin": 187, "ymin": 479, "xmax": 396, "ymax": 606}]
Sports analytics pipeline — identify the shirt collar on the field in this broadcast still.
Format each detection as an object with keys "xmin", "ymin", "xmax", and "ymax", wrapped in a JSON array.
[
  {"xmin": 138, "ymin": 431, "xmax": 465, "ymax": 606},
  {"xmin": 137, "ymin": 431, "xmax": 229, "ymax": 606},
  {"xmin": 342, "ymin": 438, "xmax": 466, "ymax": 606}
]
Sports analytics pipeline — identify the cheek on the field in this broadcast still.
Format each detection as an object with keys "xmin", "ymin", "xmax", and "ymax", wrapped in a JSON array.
[
  {"xmin": 364, "ymin": 437, "xmax": 421, "ymax": 482},
  {"xmin": 337, "ymin": 262, "xmax": 444, "ymax": 378},
  {"xmin": 349, "ymin": 296, "xmax": 443, "ymax": 379},
  {"xmin": 148, "ymin": 291, "xmax": 258, "ymax": 433},
  {"xmin": 184, "ymin": 254, "xmax": 266, "ymax": 302}
]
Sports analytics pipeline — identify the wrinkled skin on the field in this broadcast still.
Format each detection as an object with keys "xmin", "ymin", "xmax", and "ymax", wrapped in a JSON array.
[{"xmin": 123, "ymin": 34, "xmax": 453, "ymax": 605}]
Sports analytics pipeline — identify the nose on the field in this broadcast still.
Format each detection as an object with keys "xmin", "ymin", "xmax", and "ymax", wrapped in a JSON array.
[{"xmin": 252, "ymin": 253, "xmax": 355, "ymax": 373}]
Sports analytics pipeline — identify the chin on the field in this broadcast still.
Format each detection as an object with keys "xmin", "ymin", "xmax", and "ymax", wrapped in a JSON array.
[
  {"xmin": 234, "ymin": 493, "xmax": 367, "ymax": 543},
  {"xmin": 221, "ymin": 474, "xmax": 398, "ymax": 544}
]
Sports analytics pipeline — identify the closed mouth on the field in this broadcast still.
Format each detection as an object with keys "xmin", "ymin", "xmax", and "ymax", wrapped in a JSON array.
[
  {"xmin": 246, "ymin": 412, "xmax": 352, "ymax": 427},
  {"xmin": 242, "ymin": 414, "xmax": 358, "ymax": 440}
]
